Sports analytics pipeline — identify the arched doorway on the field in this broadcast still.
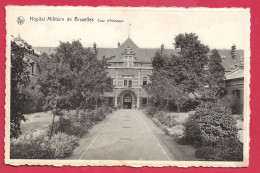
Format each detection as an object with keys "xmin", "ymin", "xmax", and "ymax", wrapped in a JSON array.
[
  {"xmin": 123, "ymin": 94, "xmax": 132, "ymax": 109},
  {"xmin": 119, "ymin": 90, "xmax": 137, "ymax": 109}
]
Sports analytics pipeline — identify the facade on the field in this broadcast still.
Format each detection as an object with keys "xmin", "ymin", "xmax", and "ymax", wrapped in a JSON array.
[
  {"xmin": 93, "ymin": 38, "xmax": 245, "ymax": 109},
  {"xmin": 224, "ymin": 45, "xmax": 244, "ymax": 107},
  {"xmin": 34, "ymin": 38, "xmax": 245, "ymax": 109},
  {"xmin": 94, "ymin": 38, "xmax": 181, "ymax": 109}
]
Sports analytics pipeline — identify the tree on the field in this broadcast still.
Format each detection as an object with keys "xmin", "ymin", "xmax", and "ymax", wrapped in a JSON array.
[
  {"xmin": 37, "ymin": 40, "xmax": 113, "ymax": 138},
  {"xmin": 145, "ymin": 52, "xmax": 169, "ymax": 110},
  {"xmin": 146, "ymin": 53, "xmax": 190, "ymax": 112},
  {"xmin": 174, "ymin": 33, "xmax": 209, "ymax": 93},
  {"xmin": 146, "ymin": 33, "xmax": 209, "ymax": 113},
  {"xmin": 10, "ymin": 41, "xmax": 30, "ymax": 138},
  {"xmin": 160, "ymin": 54, "xmax": 190, "ymax": 114},
  {"xmin": 208, "ymin": 49, "xmax": 226, "ymax": 99}
]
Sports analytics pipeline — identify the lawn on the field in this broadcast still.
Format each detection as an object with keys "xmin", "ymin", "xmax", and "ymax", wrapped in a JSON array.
[
  {"xmin": 21, "ymin": 111, "xmax": 59, "ymax": 134},
  {"xmin": 165, "ymin": 111, "xmax": 192, "ymax": 124}
]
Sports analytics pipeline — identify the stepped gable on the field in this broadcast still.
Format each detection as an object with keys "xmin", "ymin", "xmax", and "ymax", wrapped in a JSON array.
[{"xmin": 96, "ymin": 38, "xmax": 179, "ymax": 63}]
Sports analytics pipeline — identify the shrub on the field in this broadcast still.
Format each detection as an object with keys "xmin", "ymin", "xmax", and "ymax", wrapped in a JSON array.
[
  {"xmin": 95, "ymin": 107, "xmax": 106, "ymax": 121},
  {"xmin": 10, "ymin": 133, "xmax": 55, "ymax": 159},
  {"xmin": 152, "ymin": 117, "xmax": 161, "ymax": 126},
  {"xmin": 195, "ymin": 138, "xmax": 243, "ymax": 161},
  {"xmin": 11, "ymin": 142, "xmax": 55, "ymax": 159},
  {"xmin": 78, "ymin": 111, "xmax": 92, "ymax": 127},
  {"xmin": 146, "ymin": 106, "xmax": 159, "ymax": 117},
  {"xmin": 195, "ymin": 146, "xmax": 215, "ymax": 160},
  {"xmin": 182, "ymin": 101, "xmax": 238, "ymax": 146},
  {"xmin": 47, "ymin": 132, "xmax": 79, "ymax": 158},
  {"xmin": 222, "ymin": 95, "xmax": 243, "ymax": 115},
  {"xmin": 11, "ymin": 131, "xmax": 79, "ymax": 159},
  {"xmin": 179, "ymin": 120, "xmax": 202, "ymax": 147},
  {"xmin": 47, "ymin": 117, "xmax": 88, "ymax": 137},
  {"xmin": 169, "ymin": 125, "xmax": 185, "ymax": 140},
  {"xmin": 51, "ymin": 107, "xmax": 111, "ymax": 137},
  {"xmin": 21, "ymin": 90, "xmax": 45, "ymax": 114},
  {"xmin": 155, "ymin": 112, "xmax": 178, "ymax": 128},
  {"xmin": 164, "ymin": 116, "xmax": 178, "ymax": 128}
]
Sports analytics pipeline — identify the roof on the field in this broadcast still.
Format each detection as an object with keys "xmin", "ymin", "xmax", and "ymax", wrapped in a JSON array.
[
  {"xmin": 96, "ymin": 38, "xmax": 179, "ymax": 62},
  {"xmin": 33, "ymin": 47, "xmax": 56, "ymax": 55},
  {"xmin": 225, "ymin": 67, "xmax": 244, "ymax": 80},
  {"xmin": 33, "ymin": 38, "xmax": 244, "ymax": 72},
  {"xmin": 217, "ymin": 49, "xmax": 244, "ymax": 72}
]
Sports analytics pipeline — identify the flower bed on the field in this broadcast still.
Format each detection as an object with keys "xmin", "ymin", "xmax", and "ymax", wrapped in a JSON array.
[
  {"xmin": 145, "ymin": 102, "xmax": 243, "ymax": 161},
  {"xmin": 11, "ymin": 106, "xmax": 114, "ymax": 159},
  {"xmin": 149, "ymin": 110, "xmax": 187, "ymax": 142}
]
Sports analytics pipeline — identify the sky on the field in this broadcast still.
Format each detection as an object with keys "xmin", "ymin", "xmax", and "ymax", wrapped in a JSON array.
[{"xmin": 6, "ymin": 7, "xmax": 250, "ymax": 50}]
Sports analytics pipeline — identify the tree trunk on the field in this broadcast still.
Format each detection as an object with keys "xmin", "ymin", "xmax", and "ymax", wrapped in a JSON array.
[
  {"xmin": 75, "ymin": 102, "xmax": 83, "ymax": 121},
  {"xmin": 165, "ymin": 99, "xmax": 169, "ymax": 112},
  {"xmin": 177, "ymin": 107, "xmax": 180, "ymax": 122},
  {"xmin": 95, "ymin": 98, "xmax": 98, "ymax": 109},
  {"xmin": 49, "ymin": 111, "xmax": 56, "ymax": 140}
]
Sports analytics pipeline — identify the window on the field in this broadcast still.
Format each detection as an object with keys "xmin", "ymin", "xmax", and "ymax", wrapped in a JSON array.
[
  {"xmin": 142, "ymin": 98, "xmax": 147, "ymax": 106},
  {"xmin": 112, "ymin": 78, "xmax": 116, "ymax": 86},
  {"xmin": 123, "ymin": 56, "xmax": 134, "ymax": 67},
  {"xmin": 143, "ymin": 77, "xmax": 147, "ymax": 86},
  {"xmin": 129, "ymin": 79, "xmax": 132, "ymax": 88},
  {"xmin": 126, "ymin": 57, "xmax": 129, "ymax": 67},
  {"xmin": 124, "ymin": 79, "xmax": 127, "ymax": 88},
  {"xmin": 129, "ymin": 57, "xmax": 133, "ymax": 67},
  {"xmin": 233, "ymin": 90, "xmax": 241, "ymax": 99},
  {"xmin": 124, "ymin": 58, "xmax": 127, "ymax": 67},
  {"xmin": 31, "ymin": 62, "xmax": 35, "ymax": 75},
  {"xmin": 124, "ymin": 95, "xmax": 132, "ymax": 102}
]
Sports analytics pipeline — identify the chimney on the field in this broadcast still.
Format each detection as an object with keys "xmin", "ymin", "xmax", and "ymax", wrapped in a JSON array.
[
  {"xmin": 239, "ymin": 55, "xmax": 244, "ymax": 69},
  {"xmin": 161, "ymin": 43, "xmax": 164, "ymax": 54},
  {"xmin": 231, "ymin": 44, "xmax": 236, "ymax": 60},
  {"xmin": 118, "ymin": 42, "xmax": 121, "ymax": 47},
  {"xmin": 93, "ymin": 42, "xmax": 96, "ymax": 54}
]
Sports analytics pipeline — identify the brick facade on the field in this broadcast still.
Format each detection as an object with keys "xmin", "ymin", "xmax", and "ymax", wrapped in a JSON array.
[{"xmin": 33, "ymin": 37, "xmax": 245, "ymax": 109}]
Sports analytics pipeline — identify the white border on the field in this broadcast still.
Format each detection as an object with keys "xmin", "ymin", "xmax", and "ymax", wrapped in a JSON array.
[{"xmin": 5, "ymin": 6, "xmax": 250, "ymax": 167}]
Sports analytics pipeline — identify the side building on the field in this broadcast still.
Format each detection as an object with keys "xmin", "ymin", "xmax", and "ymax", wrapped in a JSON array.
[{"xmin": 12, "ymin": 35, "xmax": 42, "ymax": 113}]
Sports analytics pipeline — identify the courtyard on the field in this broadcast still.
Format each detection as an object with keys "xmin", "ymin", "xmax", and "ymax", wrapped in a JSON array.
[{"xmin": 69, "ymin": 109, "xmax": 197, "ymax": 160}]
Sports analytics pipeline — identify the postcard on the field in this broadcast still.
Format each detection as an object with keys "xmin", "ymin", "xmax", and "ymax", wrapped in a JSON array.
[{"xmin": 5, "ymin": 6, "xmax": 250, "ymax": 167}]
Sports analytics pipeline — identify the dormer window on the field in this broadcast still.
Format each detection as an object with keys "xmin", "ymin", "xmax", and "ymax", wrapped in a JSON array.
[{"xmin": 122, "ymin": 45, "xmax": 135, "ymax": 67}]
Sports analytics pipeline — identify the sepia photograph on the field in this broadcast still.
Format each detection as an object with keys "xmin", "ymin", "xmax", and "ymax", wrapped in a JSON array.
[{"xmin": 5, "ymin": 6, "xmax": 250, "ymax": 167}]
